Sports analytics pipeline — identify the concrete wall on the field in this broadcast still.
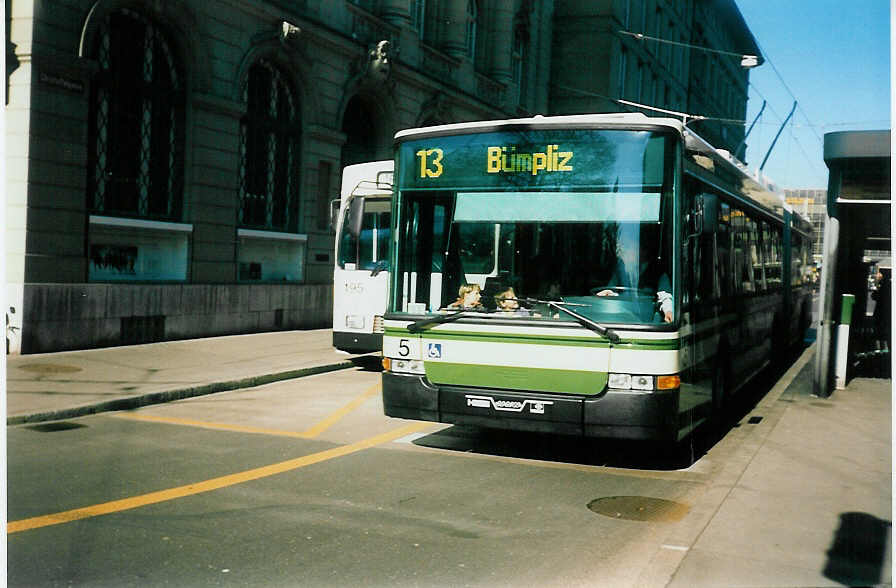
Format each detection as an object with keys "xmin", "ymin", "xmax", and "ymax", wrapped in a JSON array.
[{"xmin": 21, "ymin": 283, "xmax": 332, "ymax": 353}]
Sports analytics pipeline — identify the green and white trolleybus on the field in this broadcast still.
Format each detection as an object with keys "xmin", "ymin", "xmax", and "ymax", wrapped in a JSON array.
[{"xmin": 381, "ymin": 113, "xmax": 812, "ymax": 442}]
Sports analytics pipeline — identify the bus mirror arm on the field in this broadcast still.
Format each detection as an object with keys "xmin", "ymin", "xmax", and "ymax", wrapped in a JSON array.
[
  {"xmin": 370, "ymin": 259, "xmax": 388, "ymax": 277},
  {"xmin": 686, "ymin": 193, "xmax": 720, "ymax": 240}
]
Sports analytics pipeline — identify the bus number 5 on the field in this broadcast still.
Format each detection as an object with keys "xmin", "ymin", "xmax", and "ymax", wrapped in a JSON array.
[
  {"xmin": 399, "ymin": 338, "xmax": 411, "ymax": 357},
  {"xmin": 416, "ymin": 148, "xmax": 443, "ymax": 178}
]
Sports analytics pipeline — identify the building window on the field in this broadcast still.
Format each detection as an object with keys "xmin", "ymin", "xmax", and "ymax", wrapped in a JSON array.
[
  {"xmin": 239, "ymin": 60, "xmax": 301, "ymax": 232},
  {"xmin": 512, "ymin": 20, "xmax": 530, "ymax": 109},
  {"xmin": 412, "ymin": 0, "xmax": 426, "ymax": 40},
  {"xmin": 87, "ymin": 9, "xmax": 185, "ymax": 221},
  {"xmin": 466, "ymin": 0, "xmax": 478, "ymax": 60}
]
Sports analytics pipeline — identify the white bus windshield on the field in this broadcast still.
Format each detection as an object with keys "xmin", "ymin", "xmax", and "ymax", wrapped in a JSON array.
[
  {"xmin": 392, "ymin": 129, "xmax": 675, "ymax": 326},
  {"xmin": 338, "ymin": 198, "xmax": 391, "ymax": 271}
]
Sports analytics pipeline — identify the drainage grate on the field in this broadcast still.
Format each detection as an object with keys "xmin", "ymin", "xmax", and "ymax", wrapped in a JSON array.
[
  {"xmin": 747, "ymin": 416, "xmax": 763, "ymax": 424},
  {"xmin": 26, "ymin": 422, "xmax": 87, "ymax": 432},
  {"xmin": 588, "ymin": 496, "xmax": 689, "ymax": 522},
  {"xmin": 18, "ymin": 364, "xmax": 83, "ymax": 374}
]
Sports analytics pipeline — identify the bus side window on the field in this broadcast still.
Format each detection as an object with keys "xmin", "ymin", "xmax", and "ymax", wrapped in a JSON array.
[
  {"xmin": 791, "ymin": 233, "xmax": 804, "ymax": 286},
  {"xmin": 732, "ymin": 208, "xmax": 758, "ymax": 294},
  {"xmin": 716, "ymin": 203, "xmax": 732, "ymax": 299}
]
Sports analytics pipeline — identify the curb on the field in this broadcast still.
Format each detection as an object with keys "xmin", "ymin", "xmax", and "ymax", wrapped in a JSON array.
[{"xmin": 7, "ymin": 360, "xmax": 360, "ymax": 426}]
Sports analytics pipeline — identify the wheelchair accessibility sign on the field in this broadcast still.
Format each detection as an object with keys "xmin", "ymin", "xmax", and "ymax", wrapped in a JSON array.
[{"xmin": 427, "ymin": 343, "xmax": 442, "ymax": 359}]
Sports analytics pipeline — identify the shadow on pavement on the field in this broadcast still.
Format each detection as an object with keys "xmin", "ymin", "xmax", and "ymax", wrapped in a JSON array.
[
  {"xmin": 351, "ymin": 355, "xmax": 383, "ymax": 372},
  {"xmin": 823, "ymin": 512, "xmax": 892, "ymax": 587}
]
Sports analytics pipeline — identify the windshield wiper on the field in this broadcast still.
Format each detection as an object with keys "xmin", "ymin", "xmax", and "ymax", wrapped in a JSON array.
[
  {"xmin": 407, "ymin": 308, "xmax": 485, "ymax": 333},
  {"xmin": 520, "ymin": 297, "xmax": 621, "ymax": 344}
]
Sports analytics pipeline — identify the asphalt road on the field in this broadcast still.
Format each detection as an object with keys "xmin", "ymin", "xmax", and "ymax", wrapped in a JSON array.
[{"xmin": 7, "ymin": 360, "xmax": 778, "ymax": 588}]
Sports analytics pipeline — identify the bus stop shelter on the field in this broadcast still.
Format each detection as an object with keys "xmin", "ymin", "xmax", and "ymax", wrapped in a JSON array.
[{"xmin": 814, "ymin": 130, "xmax": 891, "ymax": 396}]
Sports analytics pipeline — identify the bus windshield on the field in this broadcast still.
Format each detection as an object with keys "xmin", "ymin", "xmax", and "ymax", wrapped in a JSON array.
[
  {"xmin": 392, "ymin": 129, "xmax": 675, "ymax": 326},
  {"xmin": 338, "ymin": 198, "xmax": 391, "ymax": 271}
]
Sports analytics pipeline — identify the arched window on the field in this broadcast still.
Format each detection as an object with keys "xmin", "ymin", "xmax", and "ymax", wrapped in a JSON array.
[
  {"xmin": 239, "ymin": 60, "xmax": 301, "ymax": 232},
  {"xmin": 465, "ymin": 0, "xmax": 478, "ymax": 59},
  {"xmin": 87, "ymin": 9, "xmax": 185, "ymax": 220}
]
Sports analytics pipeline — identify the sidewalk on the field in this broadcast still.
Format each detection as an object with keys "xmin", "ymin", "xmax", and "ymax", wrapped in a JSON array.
[
  {"xmin": 659, "ymin": 346, "xmax": 892, "ymax": 587},
  {"xmin": 5, "ymin": 329, "xmax": 374, "ymax": 425}
]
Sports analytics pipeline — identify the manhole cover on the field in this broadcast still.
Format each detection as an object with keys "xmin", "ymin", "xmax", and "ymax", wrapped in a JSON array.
[
  {"xmin": 18, "ymin": 364, "xmax": 83, "ymax": 374},
  {"xmin": 588, "ymin": 496, "xmax": 689, "ymax": 522}
]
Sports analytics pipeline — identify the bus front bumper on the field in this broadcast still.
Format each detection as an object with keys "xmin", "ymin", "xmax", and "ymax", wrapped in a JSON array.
[
  {"xmin": 333, "ymin": 331, "xmax": 383, "ymax": 354},
  {"xmin": 382, "ymin": 372, "xmax": 680, "ymax": 441}
]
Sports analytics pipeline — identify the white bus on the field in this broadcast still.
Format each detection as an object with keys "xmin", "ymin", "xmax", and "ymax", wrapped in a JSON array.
[
  {"xmin": 332, "ymin": 161, "xmax": 393, "ymax": 353},
  {"xmin": 380, "ymin": 113, "xmax": 812, "ymax": 442}
]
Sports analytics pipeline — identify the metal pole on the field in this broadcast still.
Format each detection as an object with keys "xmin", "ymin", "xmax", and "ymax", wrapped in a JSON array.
[
  {"xmin": 814, "ymin": 215, "xmax": 839, "ymax": 397},
  {"xmin": 760, "ymin": 100, "xmax": 797, "ymax": 171},
  {"xmin": 734, "ymin": 99, "xmax": 765, "ymax": 161}
]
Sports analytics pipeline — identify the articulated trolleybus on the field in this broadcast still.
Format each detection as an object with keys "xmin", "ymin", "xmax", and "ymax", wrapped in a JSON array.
[
  {"xmin": 332, "ymin": 161, "xmax": 393, "ymax": 353},
  {"xmin": 381, "ymin": 113, "xmax": 812, "ymax": 441}
]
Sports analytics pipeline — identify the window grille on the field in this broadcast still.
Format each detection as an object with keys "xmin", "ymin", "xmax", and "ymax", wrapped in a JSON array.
[
  {"xmin": 87, "ymin": 9, "xmax": 184, "ymax": 221},
  {"xmin": 239, "ymin": 60, "xmax": 301, "ymax": 232}
]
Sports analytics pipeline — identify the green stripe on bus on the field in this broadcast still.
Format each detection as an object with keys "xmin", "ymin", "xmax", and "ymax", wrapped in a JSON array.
[
  {"xmin": 425, "ymin": 362, "xmax": 609, "ymax": 396},
  {"xmin": 385, "ymin": 327, "xmax": 679, "ymax": 350}
]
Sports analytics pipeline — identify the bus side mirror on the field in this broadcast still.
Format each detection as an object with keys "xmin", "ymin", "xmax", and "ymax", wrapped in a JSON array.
[
  {"xmin": 347, "ymin": 196, "xmax": 365, "ymax": 239},
  {"xmin": 697, "ymin": 193, "xmax": 719, "ymax": 235},
  {"xmin": 329, "ymin": 199, "xmax": 341, "ymax": 231}
]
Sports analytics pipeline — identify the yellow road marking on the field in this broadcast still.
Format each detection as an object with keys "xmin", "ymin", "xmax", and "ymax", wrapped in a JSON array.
[
  {"xmin": 299, "ymin": 383, "xmax": 381, "ymax": 437},
  {"xmin": 112, "ymin": 383, "xmax": 382, "ymax": 439},
  {"xmin": 8, "ymin": 422, "xmax": 430, "ymax": 534}
]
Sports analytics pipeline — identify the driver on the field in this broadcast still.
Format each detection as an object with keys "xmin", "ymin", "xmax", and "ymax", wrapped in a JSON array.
[{"xmin": 594, "ymin": 228, "xmax": 673, "ymax": 323}]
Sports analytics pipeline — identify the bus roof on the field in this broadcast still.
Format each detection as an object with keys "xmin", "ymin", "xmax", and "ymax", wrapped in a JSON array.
[
  {"xmin": 394, "ymin": 112, "xmax": 686, "ymax": 141},
  {"xmin": 340, "ymin": 160, "xmax": 394, "ymax": 199}
]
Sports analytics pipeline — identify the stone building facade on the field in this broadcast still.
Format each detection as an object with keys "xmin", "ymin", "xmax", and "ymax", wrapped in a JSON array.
[{"xmin": 6, "ymin": 0, "xmax": 760, "ymax": 353}]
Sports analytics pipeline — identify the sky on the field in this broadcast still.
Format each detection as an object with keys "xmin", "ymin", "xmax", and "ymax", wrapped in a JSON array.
[{"xmin": 733, "ymin": 0, "xmax": 890, "ymax": 190}]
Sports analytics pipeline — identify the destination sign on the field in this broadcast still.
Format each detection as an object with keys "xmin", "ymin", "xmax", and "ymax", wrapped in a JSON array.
[{"xmin": 397, "ymin": 129, "xmax": 670, "ymax": 190}]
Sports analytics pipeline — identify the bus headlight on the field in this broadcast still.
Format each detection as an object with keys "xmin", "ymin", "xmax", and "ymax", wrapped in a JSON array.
[
  {"xmin": 630, "ymin": 375, "xmax": 654, "ymax": 391},
  {"xmin": 608, "ymin": 374, "xmax": 678, "ymax": 391},
  {"xmin": 608, "ymin": 373, "xmax": 632, "ymax": 389},
  {"xmin": 345, "ymin": 315, "xmax": 365, "ymax": 329},
  {"xmin": 387, "ymin": 358, "xmax": 426, "ymax": 375}
]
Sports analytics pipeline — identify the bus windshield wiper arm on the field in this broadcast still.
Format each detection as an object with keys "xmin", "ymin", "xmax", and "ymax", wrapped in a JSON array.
[
  {"xmin": 520, "ymin": 298, "xmax": 621, "ymax": 344},
  {"xmin": 407, "ymin": 309, "xmax": 483, "ymax": 333}
]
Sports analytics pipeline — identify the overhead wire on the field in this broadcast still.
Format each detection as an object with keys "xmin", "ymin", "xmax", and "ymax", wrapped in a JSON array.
[{"xmin": 616, "ymin": 26, "xmax": 824, "ymax": 184}]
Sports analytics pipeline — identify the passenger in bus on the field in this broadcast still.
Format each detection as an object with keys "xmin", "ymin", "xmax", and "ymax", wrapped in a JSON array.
[
  {"xmin": 448, "ymin": 283, "xmax": 483, "ymax": 309},
  {"xmin": 494, "ymin": 287, "xmax": 532, "ymax": 315},
  {"xmin": 594, "ymin": 233, "xmax": 673, "ymax": 323}
]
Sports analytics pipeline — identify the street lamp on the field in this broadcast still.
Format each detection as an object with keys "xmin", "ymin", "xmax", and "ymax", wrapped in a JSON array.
[{"xmin": 620, "ymin": 30, "xmax": 762, "ymax": 69}]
